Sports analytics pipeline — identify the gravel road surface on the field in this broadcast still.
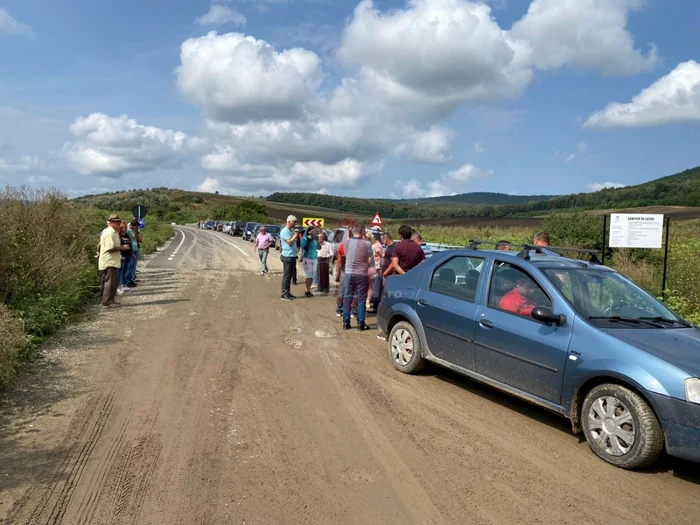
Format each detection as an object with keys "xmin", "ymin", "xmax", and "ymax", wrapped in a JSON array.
[{"xmin": 1, "ymin": 226, "xmax": 698, "ymax": 524}]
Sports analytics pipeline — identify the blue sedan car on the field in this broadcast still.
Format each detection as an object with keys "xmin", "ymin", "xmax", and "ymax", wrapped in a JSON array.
[{"xmin": 377, "ymin": 246, "xmax": 700, "ymax": 469}]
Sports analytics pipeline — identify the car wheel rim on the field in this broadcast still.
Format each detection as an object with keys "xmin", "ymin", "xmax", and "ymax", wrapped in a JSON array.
[
  {"xmin": 391, "ymin": 329, "xmax": 414, "ymax": 366},
  {"xmin": 588, "ymin": 396, "xmax": 636, "ymax": 457}
]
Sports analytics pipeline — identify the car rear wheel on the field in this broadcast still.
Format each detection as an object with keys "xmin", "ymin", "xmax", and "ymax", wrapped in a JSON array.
[
  {"xmin": 388, "ymin": 321, "xmax": 425, "ymax": 374},
  {"xmin": 581, "ymin": 384, "xmax": 664, "ymax": 469}
]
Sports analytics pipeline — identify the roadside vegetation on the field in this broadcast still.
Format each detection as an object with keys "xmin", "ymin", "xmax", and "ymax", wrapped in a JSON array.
[
  {"xmin": 0, "ymin": 186, "xmax": 173, "ymax": 389},
  {"xmin": 409, "ymin": 212, "xmax": 700, "ymax": 324}
]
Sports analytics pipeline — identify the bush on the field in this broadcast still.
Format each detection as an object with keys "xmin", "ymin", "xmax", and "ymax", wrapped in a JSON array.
[
  {"xmin": 542, "ymin": 211, "xmax": 603, "ymax": 250},
  {"xmin": 0, "ymin": 306, "xmax": 27, "ymax": 388}
]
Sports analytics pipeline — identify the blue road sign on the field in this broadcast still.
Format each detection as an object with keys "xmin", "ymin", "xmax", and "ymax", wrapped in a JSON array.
[{"xmin": 138, "ymin": 218, "xmax": 145, "ymax": 229}]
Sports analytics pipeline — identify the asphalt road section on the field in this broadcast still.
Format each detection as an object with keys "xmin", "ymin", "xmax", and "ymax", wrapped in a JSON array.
[{"xmin": 1, "ymin": 226, "xmax": 698, "ymax": 524}]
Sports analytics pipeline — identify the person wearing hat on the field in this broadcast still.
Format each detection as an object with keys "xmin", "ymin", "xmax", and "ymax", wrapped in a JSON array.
[
  {"xmin": 279, "ymin": 215, "xmax": 300, "ymax": 300},
  {"xmin": 99, "ymin": 214, "xmax": 129, "ymax": 308}
]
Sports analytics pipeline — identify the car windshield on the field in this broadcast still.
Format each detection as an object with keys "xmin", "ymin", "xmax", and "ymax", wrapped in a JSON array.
[
  {"xmin": 266, "ymin": 226, "xmax": 280, "ymax": 234},
  {"xmin": 542, "ymin": 268, "xmax": 688, "ymax": 327}
]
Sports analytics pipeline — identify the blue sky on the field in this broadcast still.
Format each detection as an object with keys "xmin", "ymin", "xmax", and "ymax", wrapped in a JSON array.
[{"xmin": 1, "ymin": 0, "xmax": 699, "ymax": 199}]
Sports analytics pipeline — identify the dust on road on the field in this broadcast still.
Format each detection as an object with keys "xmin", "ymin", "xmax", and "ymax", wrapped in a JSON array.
[{"xmin": 1, "ymin": 227, "xmax": 698, "ymax": 525}]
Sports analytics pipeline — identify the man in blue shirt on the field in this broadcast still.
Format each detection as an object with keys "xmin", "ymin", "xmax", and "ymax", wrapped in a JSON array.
[{"xmin": 280, "ymin": 215, "xmax": 300, "ymax": 300}]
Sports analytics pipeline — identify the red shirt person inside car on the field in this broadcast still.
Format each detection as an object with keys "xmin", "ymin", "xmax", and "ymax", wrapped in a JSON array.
[{"xmin": 499, "ymin": 277, "xmax": 539, "ymax": 316}]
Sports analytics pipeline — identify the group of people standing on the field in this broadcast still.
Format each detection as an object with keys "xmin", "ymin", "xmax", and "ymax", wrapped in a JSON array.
[
  {"xmin": 262, "ymin": 215, "xmax": 432, "ymax": 332},
  {"xmin": 334, "ymin": 224, "xmax": 431, "ymax": 331},
  {"xmin": 97, "ymin": 214, "xmax": 143, "ymax": 308}
]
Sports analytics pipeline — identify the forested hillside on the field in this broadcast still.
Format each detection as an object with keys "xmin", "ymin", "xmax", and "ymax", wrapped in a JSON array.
[{"xmin": 268, "ymin": 165, "xmax": 700, "ymax": 219}]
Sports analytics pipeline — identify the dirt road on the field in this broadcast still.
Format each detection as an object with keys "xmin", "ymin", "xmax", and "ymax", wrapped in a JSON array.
[{"xmin": 1, "ymin": 227, "xmax": 698, "ymax": 525}]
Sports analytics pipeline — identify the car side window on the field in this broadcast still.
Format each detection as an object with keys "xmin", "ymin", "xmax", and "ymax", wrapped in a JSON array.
[
  {"xmin": 488, "ymin": 262, "xmax": 551, "ymax": 318},
  {"xmin": 430, "ymin": 256, "xmax": 484, "ymax": 302}
]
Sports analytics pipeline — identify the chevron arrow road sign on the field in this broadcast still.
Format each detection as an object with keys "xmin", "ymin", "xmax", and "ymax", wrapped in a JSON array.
[{"xmin": 303, "ymin": 218, "xmax": 325, "ymax": 228}]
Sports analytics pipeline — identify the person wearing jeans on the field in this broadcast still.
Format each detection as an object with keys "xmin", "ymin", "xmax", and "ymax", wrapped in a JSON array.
[
  {"xmin": 341, "ymin": 225, "xmax": 373, "ymax": 331},
  {"xmin": 279, "ymin": 215, "xmax": 299, "ymax": 300},
  {"xmin": 253, "ymin": 225, "xmax": 273, "ymax": 275},
  {"xmin": 118, "ymin": 221, "xmax": 135, "ymax": 293},
  {"xmin": 126, "ymin": 220, "xmax": 140, "ymax": 286}
]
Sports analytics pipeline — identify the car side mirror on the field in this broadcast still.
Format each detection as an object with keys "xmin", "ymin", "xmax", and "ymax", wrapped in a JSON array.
[{"xmin": 531, "ymin": 307, "xmax": 566, "ymax": 326}]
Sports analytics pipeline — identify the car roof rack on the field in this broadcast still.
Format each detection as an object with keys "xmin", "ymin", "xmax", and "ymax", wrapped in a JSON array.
[
  {"xmin": 516, "ymin": 244, "xmax": 602, "ymax": 265},
  {"xmin": 464, "ymin": 239, "xmax": 602, "ymax": 265},
  {"xmin": 467, "ymin": 239, "xmax": 512, "ymax": 250}
]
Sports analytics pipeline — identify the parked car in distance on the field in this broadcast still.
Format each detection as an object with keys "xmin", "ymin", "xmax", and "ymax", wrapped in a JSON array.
[
  {"xmin": 204, "ymin": 220, "xmax": 215, "ymax": 230},
  {"xmin": 242, "ymin": 222, "xmax": 259, "ymax": 241},
  {"xmin": 229, "ymin": 221, "xmax": 244, "ymax": 236},
  {"xmin": 222, "ymin": 221, "xmax": 233, "ymax": 234},
  {"xmin": 378, "ymin": 246, "xmax": 700, "ymax": 469}
]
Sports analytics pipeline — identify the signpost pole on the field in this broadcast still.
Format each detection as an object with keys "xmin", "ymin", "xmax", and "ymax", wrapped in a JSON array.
[
  {"xmin": 601, "ymin": 214, "xmax": 607, "ymax": 266},
  {"xmin": 661, "ymin": 217, "xmax": 671, "ymax": 302}
]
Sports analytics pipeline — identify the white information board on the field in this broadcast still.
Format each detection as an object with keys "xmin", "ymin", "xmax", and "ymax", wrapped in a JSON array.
[{"xmin": 609, "ymin": 214, "xmax": 664, "ymax": 249}]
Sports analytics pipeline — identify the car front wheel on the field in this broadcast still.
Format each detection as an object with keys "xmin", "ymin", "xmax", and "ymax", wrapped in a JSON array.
[
  {"xmin": 581, "ymin": 384, "xmax": 664, "ymax": 469},
  {"xmin": 388, "ymin": 321, "xmax": 425, "ymax": 374}
]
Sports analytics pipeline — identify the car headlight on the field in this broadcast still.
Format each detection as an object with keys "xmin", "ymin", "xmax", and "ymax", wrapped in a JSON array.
[{"xmin": 686, "ymin": 378, "xmax": 700, "ymax": 404}]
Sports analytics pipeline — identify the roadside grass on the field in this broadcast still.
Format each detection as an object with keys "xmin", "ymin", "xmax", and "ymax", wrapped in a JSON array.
[{"xmin": 0, "ymin": 187, "xmax": 173, "ymax": 389}]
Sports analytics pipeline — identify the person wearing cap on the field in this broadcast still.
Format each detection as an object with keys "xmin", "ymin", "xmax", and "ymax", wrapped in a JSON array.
[
  {"xmin": 99, "ymin": 214, "xmax": 129, "ymax": 308},
  {"xmin": 280, "ymin": 215, "xmax": 300, "ymax": 300}
]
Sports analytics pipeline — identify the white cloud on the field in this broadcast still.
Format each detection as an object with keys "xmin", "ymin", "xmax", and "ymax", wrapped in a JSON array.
[
  {"xmin": 195, "ymin": 4, "xmax": 247, "ymax": 26},
  {"xmin": 197, "ymin": 177, "xmax": 222, "ymax": 193},
  {"xmin": 587, "ymin": 181, "xmax": 626, "ymax": 192},
  {"xmin": 63, "ymin": 113, "xmax": 205, "ymax": 176},
  {"xmin": 204, "ymin": 115, "xmax": 388, "ymax": 165},
  {"xmin": 338, "ymin": 0, "xmax": 534, "ymax": 117},
  {"xmin": 176, "ymin": 32, "xmax": 323, "ymax": 122},
  {"xmin": 197, "ymin": 157, "xmax": 383, "ymax": 195},
  {"xmin": 474, "ymin": 140, "xmax": 485, "ymax": 153},
  {"xmin": 0, "ymin": 8, "xmax": 33, "ymax": 36},
  {"xmin": 394, "ymin": 126, "xmax": 454, "ymax": 164},
  {"xmin": 399, "ymin": 164, "xmax": 492, "ymax": 198},
  {"xmin": 510, "ymin": 0, "xmax": 657, "ymax": 76},
  {"xmin": 585, "ymin": 61, "xmax": 700, "ymax": 129},
  {"xmin": 0, "ymin": 155, "xmax": 45, "ymax": 173}
]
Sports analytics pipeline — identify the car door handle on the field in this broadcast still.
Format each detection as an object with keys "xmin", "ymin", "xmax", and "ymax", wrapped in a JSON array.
[
  {"xmin": 417, "ymin": 299, "xmax": 428, "ymax": 307},
  {"xmin": 479, "ymin": 319, "xmax": 494, "ymax": 329}
]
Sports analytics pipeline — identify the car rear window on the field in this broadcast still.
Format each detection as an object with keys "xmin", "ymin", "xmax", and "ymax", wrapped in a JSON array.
[{"xmin": 430, "ymin": 256, "xmax": 484, "ymax": 302}]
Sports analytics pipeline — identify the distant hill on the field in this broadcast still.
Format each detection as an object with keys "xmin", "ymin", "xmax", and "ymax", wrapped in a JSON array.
[
  {"xmin": 72, "ymin": 165, "xmax": 700, "ymax": 223},
  {"xmin": 404, "ymin": 192, "xmax": 557, "ymax": 208},
  {"xmin": 72, "ymin": 187, "xmax": 368, "ymax": 223},
  {"xmin": 268, "ymin": 165, "xmax": 700, "ymax": 219}
]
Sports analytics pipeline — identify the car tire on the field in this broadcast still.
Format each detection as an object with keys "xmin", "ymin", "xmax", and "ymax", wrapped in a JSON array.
[
  {"xmin": 388, "ymin": 321, "xmax": 425, "ymax": 374},
  {"xmin": 581, "ymin": 384, "xmax": 664, "ymax": 469}
]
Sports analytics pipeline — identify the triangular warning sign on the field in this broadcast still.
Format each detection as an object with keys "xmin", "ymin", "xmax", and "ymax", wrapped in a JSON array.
[{"xmin": 371, "ymin": 212, "xmax": 383, "ymax": 226}]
